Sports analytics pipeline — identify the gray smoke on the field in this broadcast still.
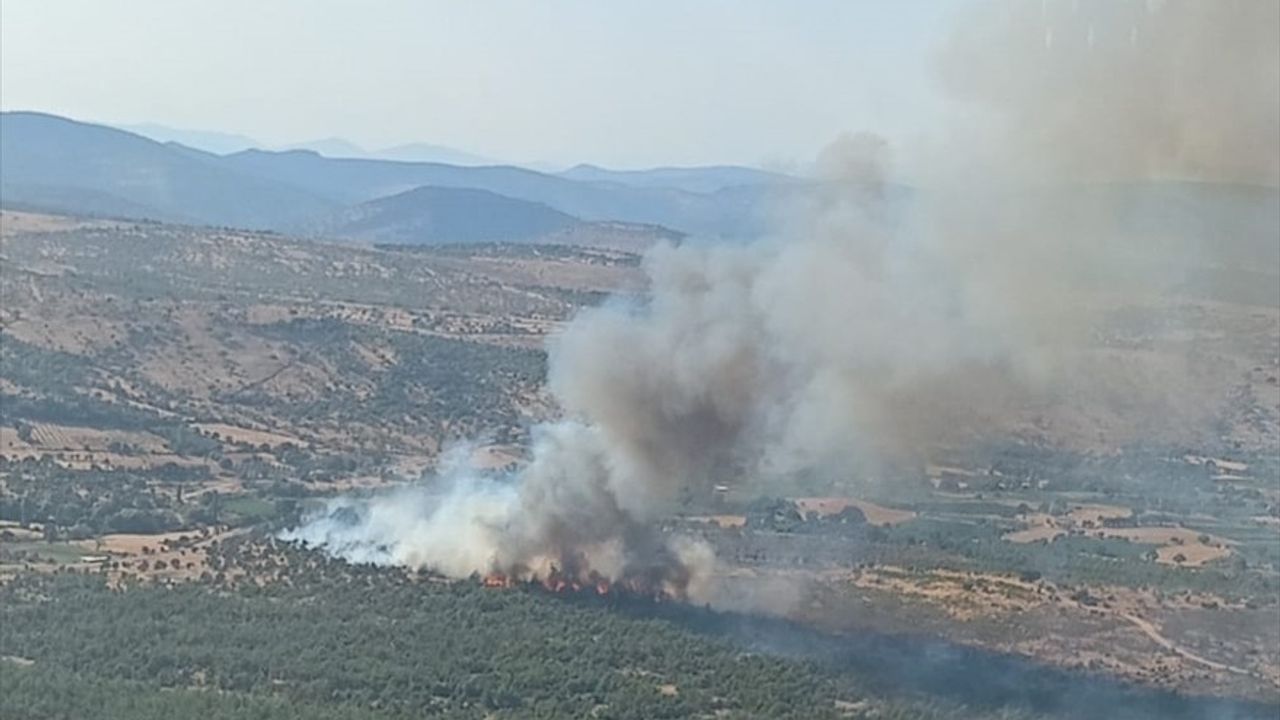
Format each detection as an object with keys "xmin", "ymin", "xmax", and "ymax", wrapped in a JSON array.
[
  {"xmin": 934, "ymin": 0, "xmax": 1279, "ymax": 186},
  {"xmin": 285, "ymin": 0, "xmax": 1278, "ymax": 597}
]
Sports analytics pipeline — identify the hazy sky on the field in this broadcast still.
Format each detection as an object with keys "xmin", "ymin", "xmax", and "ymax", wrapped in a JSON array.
[{"xmin": 0, "ymin": 0, "xmax": 957, "ymax": 168}]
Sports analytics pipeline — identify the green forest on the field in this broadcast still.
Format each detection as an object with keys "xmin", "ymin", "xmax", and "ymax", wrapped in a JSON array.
[
  {"xmin": 0, "ymin": 542, "xmax": 911, "ymax": 720},
  {"xmin": 5, "ymin": 538, "xmax": 1274, "ymax": 720}
]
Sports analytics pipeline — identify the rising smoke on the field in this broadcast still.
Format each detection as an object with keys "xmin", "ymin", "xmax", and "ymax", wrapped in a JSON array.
[{"xmin": 284, "ymin": 0, "xmax": 1279, "ymax": 598}]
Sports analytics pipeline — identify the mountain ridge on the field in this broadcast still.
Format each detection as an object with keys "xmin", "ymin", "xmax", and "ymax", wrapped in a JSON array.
[
  {"xmin": 1, "ymin": 111, "xmax": 336, "ymax": 229},
  {"xmin": 4, "ymin": 112, "xmax": 1277, "ymax": 260},
  {"xmin": 317, "ymin": 185, "xmax": 580, "ymax": 245}
]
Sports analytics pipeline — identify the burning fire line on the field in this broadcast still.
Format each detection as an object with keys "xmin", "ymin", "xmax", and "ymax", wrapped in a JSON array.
[{"xmin": 480, "ymin": 569, "xmax": 674, "ymax": 602}]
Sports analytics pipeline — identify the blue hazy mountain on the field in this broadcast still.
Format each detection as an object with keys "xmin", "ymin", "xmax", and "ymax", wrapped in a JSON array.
[
  {"xmin": 318, "ymin": 185, "xmax": 579, "ymax": 245},
  {"xmin": 278, "ymin": 138, "xmax": 494, "ymax": 166},
  {"xmin": 116, "ymin": 122, "xmax": 262, "ymax": 155},
  {"xmin": 280, "ymin": 137, "xmax": 370, "ymax": 159},
  {"xmin": 119, "ymin": 122, "xmax": 494, "ymax": 166},
  {"xmin": 213, "ymin": 147, "xmax": 770, "ymax": 237},
  {"xmin": 558, "ymin": 163, "xmax": 794, "ymax": 194},
  {"xmin": 373, "ymin": 142, "xmax": 494, "ymax": 166},
  {"xmin": 1, "ymin": 112, "xmax": 335, "ymax": 228},
  {"xmin": 6, "ymin": 112, "xmax": 1276, "ymax": 264},
  {"xmin": 3, "ymin": 112, "xmax": 753, "ymax": 237}
]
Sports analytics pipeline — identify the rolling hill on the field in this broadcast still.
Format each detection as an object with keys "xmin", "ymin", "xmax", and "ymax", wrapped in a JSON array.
[
  {"xmin": 212, "ymin": 147, "xmax": 769, "ymax": 237},
  {"xmin": 319, "ymin": 185, "xmax": 579, "ymax": 245}
]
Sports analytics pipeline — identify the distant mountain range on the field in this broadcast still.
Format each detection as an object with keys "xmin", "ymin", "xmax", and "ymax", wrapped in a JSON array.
[
  {"xmin": 3, "ymin": 112, "xmax": 1277, "ymax": 265},
  {"xmin": 120, "ymin": 122, "xmax": 496, "ymax": 166},
  {"xmin": 2, "ymin": 112, "xmax": 335, "ymax": 228},
  {"xmin": 117, "ymin": 122, "xmax": 261, "ymax": 155},
  {"xmin": 557, "ymin": 163, "xmax": 790, "ymax": 194},
  {"xmin": 375, "ymin": 142, "xmax": 495, "ymax": 166},
  {"xmin": 278, "ymin": 136, "xmax": 369, "ymax": 159},
  {"xmin": 1, "ymin": 111, "xmax": 786, "ymax": 241},
  {"xmin": 278, "ymin": 137, "xmax": 496, "ymax": 166}
]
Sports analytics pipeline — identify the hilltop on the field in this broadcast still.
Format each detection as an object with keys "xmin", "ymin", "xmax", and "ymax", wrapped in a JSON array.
[{"xmin": 318, "ymin": 186, "xmax": 579, "ymax": 245}]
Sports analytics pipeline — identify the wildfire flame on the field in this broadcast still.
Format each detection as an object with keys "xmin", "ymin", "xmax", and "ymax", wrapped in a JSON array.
[
  {"xmin": 479, "ymin": 568, "xmax": 675, "ymax": 602},
  {"xmin": 482, "ymin": 573, "xmax": 515, "ymax": 589}
]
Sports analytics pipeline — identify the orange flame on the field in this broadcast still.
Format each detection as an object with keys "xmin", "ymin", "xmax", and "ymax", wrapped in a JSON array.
[
  {"xmin": 482, "ymin": 573, "xmax": 514, "ymax": 588},
  {"xmin": 478, "ymin": 568, "xmax": 676, "ymax": 603}
]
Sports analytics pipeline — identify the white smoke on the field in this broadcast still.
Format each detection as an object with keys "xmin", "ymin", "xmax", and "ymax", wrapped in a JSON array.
[
  {"xmin": 284, "ymin": 0, "xmax": 1278, "ymax": 595},
  {"xmin": 282, "ymin": 166, "xmax": 1075, "ymax": 593}
]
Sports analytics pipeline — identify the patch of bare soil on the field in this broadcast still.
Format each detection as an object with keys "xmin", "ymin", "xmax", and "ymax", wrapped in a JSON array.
[
  {"xmin": 0, "ymin": 210, "xmax": 114, "ymax": 237},
  {"xmin": 192, "ymin": 423, "xmax": 304, "ymax": 449},
  {"xmin": 78, "ymin": 528, "xmax": 248, "ymax": 585},
  {"xmin": 686, "ymin": 515, "xmax": 748, "ymax": 529},
  {"xmin": 1001, "ymin": 503, "xmax": 1231, "ymax": 567},
  {"xmin": 844, "ymin": 566, "xmax": 1045, "ymax": 620},
  {"xmin": 1096, "ymin": 527, "xmax": 1233, "ymax": 567},
  {"xmin": 469, "ymin": 444, "xmax": 524, "ymax": 470},
  {"xmin": 1004, "ymin": 524, "xmax": 1066, "ymax": 544},
  {"xmin": 1067, "ymin": 504, "xmax": 1133, "ymax": 525},
  {"xmin": 0, "ymin": 522, "xmax": 42, "ymax": 540}
]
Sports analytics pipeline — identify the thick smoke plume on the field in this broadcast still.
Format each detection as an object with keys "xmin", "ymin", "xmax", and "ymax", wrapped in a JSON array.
[
  {"xmin": 285, "ymin": 0, "xmax": 1278, "ymax": 596},
  {"xmin": 935, "ymin": 0, "xmax": 1279, "ymax": 186}
]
